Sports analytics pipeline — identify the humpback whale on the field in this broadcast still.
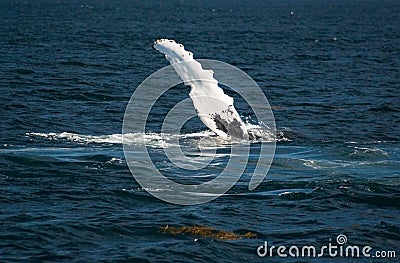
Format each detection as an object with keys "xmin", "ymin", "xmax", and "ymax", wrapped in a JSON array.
[{"xmin": 153, "ymin": 39, "xmax": 249, "ymax": 140}]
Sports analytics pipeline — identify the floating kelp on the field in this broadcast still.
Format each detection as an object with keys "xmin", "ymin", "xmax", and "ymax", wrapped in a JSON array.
[{"xmin": 161, "ymin": 225, "xmax": 257, "ymax": 240}]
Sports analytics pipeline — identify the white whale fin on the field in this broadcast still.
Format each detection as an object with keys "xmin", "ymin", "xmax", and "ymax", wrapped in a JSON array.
[{"xmin": 153, "ymin": 39, "xmax": 248, "ymax": 140}]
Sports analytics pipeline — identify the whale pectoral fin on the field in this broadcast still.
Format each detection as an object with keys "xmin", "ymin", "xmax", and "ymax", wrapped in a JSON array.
[{"xmin": 154, "ymin": 39, "xmax": 249, "ymax": 139}]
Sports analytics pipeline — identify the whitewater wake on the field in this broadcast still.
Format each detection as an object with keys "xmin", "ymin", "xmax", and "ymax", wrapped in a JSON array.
[{"xmin": 26, "ymin": 123, "xmax": 282, "ymax": 148}]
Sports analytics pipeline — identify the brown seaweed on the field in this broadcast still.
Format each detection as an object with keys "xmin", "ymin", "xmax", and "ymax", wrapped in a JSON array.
[{"xmin": 161, "ymin": 225, "xmax": 257, "ymax": 241}]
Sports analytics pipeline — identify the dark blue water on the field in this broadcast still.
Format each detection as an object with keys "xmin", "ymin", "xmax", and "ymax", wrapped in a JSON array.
[{"xmin": 1, "ymin": 0, "xmax": 399, "ymax": 262}]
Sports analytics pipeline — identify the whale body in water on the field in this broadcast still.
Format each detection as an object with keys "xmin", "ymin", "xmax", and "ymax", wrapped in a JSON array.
[{"xmin": 153, "ymin": 39, "xmax": 248, "ymax": 140}]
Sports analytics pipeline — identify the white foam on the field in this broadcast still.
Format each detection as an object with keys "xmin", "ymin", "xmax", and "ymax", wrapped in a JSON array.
[
  {"xmin": 27, "ymin": 132, "xmax": 123, "ymax": 144},
  {"xmin": 26, "ymin": 125, "xmax": 281, "ymax": 148},
  {"xmin": 26, "ymin": 131, "xmax": 218, "ymax": 148},
  {"xmin": 350, "ymin": 146, "xmax": 389, "ymax": 156}
]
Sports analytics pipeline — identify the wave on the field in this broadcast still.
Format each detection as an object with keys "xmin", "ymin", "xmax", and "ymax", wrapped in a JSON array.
[
  {"xmin": 26, "ymin": 123, "xmax": 283, "ymax": 147},
  {"xmin": 26, "ymin": 131, "xmax": 224, "ymax": 149},
  {"xmin": 26, "ymin": 132, "xmax": 124, "ymax": 144}
]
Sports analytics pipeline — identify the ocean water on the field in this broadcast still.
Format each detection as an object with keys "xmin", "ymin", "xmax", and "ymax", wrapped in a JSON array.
[{"xmin": 1, "ymin": 0, "xmax": 399, "ymax": 262}]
